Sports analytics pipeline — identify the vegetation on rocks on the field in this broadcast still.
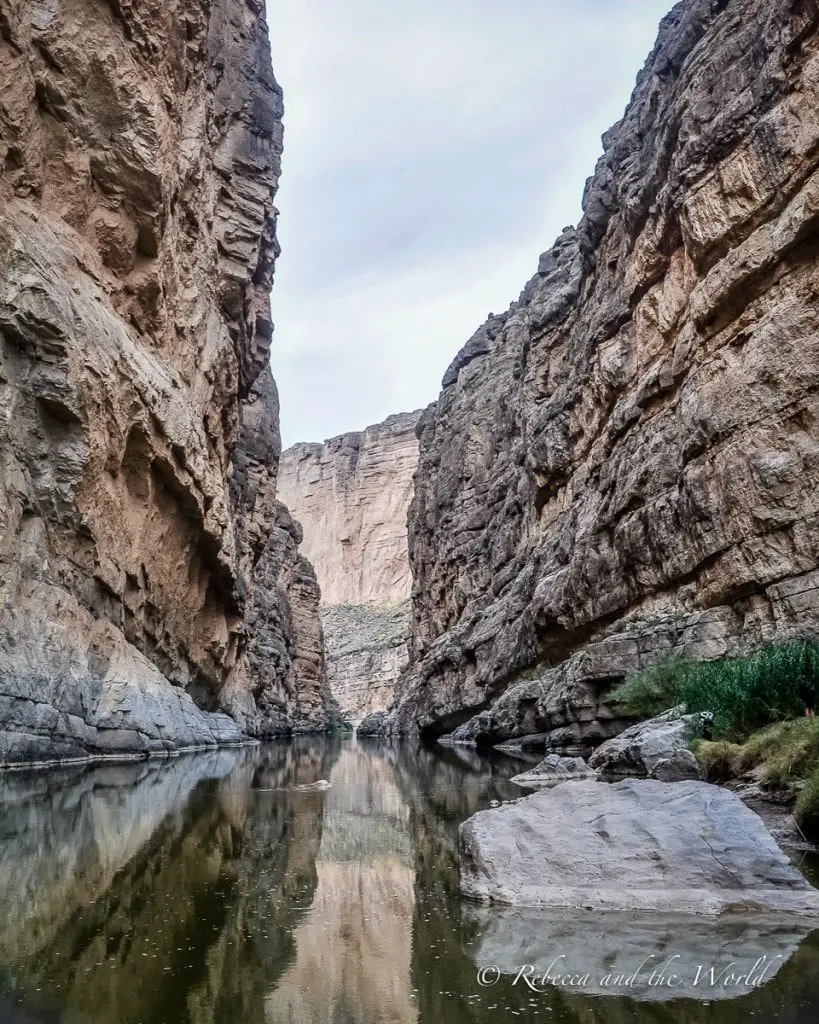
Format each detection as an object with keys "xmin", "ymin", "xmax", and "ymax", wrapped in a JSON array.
[
  {"xmin": 612, "ymin": 639, "xmax": 819, "ymax": 839},
  {"xmin": 611, "ymin": 639, "xmax": 819, "ymax": 739},
  {"xmin": 694, "ymin": 719, "xmax": 819, "ymax": 840},
  {"xmin": 695, "ymin": 719, "xmax": 819, "ymax": 785}
]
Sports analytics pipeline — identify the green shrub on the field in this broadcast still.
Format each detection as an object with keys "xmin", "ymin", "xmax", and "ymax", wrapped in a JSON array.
[
  {"xmin": 609, "ymin": 657, "xmax": 689, "ymax": 718},
  {"xmin": 678, "ymin": 639, "xmax": 817, "ymax": 739},
  {"xmin": 611, "ymin": 638, "xmax": 819, "ymax": 741},
  {"xmin": 795, "ymin": 766, "xmax": 819, "ymax": 841}
]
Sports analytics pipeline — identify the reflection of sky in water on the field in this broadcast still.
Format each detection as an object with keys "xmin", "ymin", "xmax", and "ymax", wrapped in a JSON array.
[{"xmin": 0, "ymin": 738, "xmax": 815, "ymax": 1023}]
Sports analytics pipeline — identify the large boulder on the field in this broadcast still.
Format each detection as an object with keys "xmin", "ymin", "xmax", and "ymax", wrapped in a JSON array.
[
  {"xmin": 459, "ymin": 779, "xmax": 819, "ymax": 915},
  {"xmin": 588, "ymin": 707, "xmax": 700, "ymax": 779}
]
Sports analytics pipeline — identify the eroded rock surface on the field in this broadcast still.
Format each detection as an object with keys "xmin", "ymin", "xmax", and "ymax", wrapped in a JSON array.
[
  {"xmin": 279, "ymin": 413, "xmax": 420, "ymax": 721},
  {"xmin": 279, "ymin": 412, "xmax": 421, "ymax": 607},
  {"xmin": 459, "ymin": 779, "xmax": 819, "ymax": 914},
  {"xmin": 393, "ymin": 0, "xmax": 819, "ymax": 744},
  {"xmin": 319, "ymin": 603, "xmax": 410, "ymax": 722},
  {"xmin": 0, "ymin": 0, "xmax": 333, "ymax": 761}
]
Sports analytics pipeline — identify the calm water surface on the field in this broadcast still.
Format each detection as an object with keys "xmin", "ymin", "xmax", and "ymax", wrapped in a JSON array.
[{"xmin": 0, "ymin": 736, "xmax": 817, "ymax": 1024}]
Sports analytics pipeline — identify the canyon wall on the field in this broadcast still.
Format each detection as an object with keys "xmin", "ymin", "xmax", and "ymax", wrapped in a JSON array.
[
  {"xmin": 0, "ymin": 0, "xmax": 333, "ymax": 763},
  {"xmin": 279, "ymin": 412, "xmax": 421, "ymax": 720},
  {"xmin": 393, "ymin": 0, "xmax": 819, "ymax": 750}
]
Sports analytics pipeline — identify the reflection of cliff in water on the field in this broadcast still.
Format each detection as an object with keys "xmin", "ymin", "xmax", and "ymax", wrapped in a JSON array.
[
  {"xmin": 266, "ymin": 745, "xmax": 417, "ymax": 1024},
  {"xmin": 0, "ymin": 740, "xmax": 339, "ymax": 1024}
]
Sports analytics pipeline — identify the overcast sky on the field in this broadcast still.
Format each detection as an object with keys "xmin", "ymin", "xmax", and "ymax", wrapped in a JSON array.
[{"xmin": 265, "ymin": 0, "xmax": 677, "ymax": 446}]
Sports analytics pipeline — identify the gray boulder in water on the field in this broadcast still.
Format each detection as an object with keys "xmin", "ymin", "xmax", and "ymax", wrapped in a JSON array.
[{"xmin": 459, "ymin": 779, "xmax": 819, "ymax": 915}]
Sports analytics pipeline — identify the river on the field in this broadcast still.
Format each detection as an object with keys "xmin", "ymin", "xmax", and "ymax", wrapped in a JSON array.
[{"xmin": 0, "ymin": 736, "xmax": 816, "ymax": 1023}]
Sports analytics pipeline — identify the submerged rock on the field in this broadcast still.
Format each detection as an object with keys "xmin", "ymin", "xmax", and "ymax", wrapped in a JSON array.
[
  {"xmin": 588, "ymin": 707, "xmax": 701, "ymax": 780},
  {"xmin": 511, "ymin": 754, "xmax": 597, "ymax": 788},
  {"xmin": 459, "ymin": 779, "xmax": 819, "ymax": 915}
]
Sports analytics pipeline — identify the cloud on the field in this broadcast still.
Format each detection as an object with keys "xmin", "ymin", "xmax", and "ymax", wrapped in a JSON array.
[{"xmin": 265, "ymin": 0, "xmax": 677, "ymax": 445}]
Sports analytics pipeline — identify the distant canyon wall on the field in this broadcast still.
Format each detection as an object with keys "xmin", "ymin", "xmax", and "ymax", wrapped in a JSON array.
[
  {"xmin": 392, "ymin": 0, "xmax": 819, "ymax": 748},
  {"xmin": 279, "ymin": 411, "xmax": 422, "ymax": 606},
  {"xmin": 0, "ymin": 0, "xmax": 334, "ymax": 763},
  {"xmin": 279, "ymin": 413, "xmax": 421, "ymax": 720}
]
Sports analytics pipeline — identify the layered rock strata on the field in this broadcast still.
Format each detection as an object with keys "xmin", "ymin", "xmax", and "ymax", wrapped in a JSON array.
[
  {"xmin": 279, "ymin": 413, "xmax": 420, "ymax": 721},
  {"xmin": 0, "ymin": 0, "xmax": 333, "ymax": 762},
  {"xmin": 393, "ymin": 0, "xmax": 819, "ymax": 745}
]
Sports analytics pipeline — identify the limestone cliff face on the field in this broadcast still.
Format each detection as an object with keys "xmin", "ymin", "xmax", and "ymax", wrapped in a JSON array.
[
  {"xmin": 229, "ymin": 371, "xmax": 336, "ymax": 735},
  {"xmin": 279, "ymin": 411, "xmax": 422, "ymax": 607},
  {"xmin": 279, "ymin": 413, "xmax": 421, "ymax": 721},
  {"xmin": 0, "ymin": 0, "xmax": 333, "ymax": 761},
  {"xmin": 394, "ymin": 0, "xmax": 819, "ymax": 746}
]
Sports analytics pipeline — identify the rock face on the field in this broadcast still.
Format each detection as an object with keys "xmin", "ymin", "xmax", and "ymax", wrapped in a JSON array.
[
  {"xmin": 279, "ymin": 412, "xmax": 421, "ymax": 721},
  {"xmin": 393, "ymin": 0, "xmax": 819, "ymax": 744},
  {"xmin": 279, "ymin": 411, "xmax": 422, "ymax": 607},
  {"xmin": 459, "ymin": 779, "xmax": 819, "ymax": 915},
  {"xmin": 0, "ymin": 0, "xmax": 333, "ymax": 762},
  {"xmin": 588, "ymin": 706, "xmax": 701, "ymax": 780},
  {"xmin": 319, "ymin": 603, "xmax": 410, "ymax": 721},
  {"xmin": 229, "ymin": 371, "xmax": 336, "ymax": 735}
]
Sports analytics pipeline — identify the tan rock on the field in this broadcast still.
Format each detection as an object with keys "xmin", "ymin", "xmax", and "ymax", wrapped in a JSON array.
[
  {"xmin": 279, "ymin": 411, "xmax": 422, "ymax": 606},
  {"xmin": 0, "ymin": 0, "xmax": 333, "ymax": 761}
]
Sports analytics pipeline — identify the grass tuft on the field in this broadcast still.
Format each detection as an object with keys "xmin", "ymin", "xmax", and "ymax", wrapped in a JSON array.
[
  {"xmin": 795, "ymin": 766, "xmax": 819, "ymax": 841},
  {"xmin": 693, "ymin": 718, "xmax": 819, "ymax": 787}
]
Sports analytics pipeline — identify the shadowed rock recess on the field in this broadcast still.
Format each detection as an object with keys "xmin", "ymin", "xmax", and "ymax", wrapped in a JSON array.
[
  {"xmin": 389, "ymin": 0, "xmax": 819, "ymax": 745},
  {"xmin": 279, "ymin": 413, "xmax": 421, "ymax": 721},
  {"xmin": 0, "ymin": 0, "xmax": 334, "ymax": 763}
]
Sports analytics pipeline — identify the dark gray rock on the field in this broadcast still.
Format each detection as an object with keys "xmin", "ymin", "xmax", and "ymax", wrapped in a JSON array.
[
  {"xmin": 588, "ymin": 707, "xmax": 700, "ymax": 779},
  {"xmin": 390, "ymin": 0, "xmax": 819, "ymax": 745},
  {"xmin": 356, "ymin": 711, "xmax": 390, "ymax": 737}
]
